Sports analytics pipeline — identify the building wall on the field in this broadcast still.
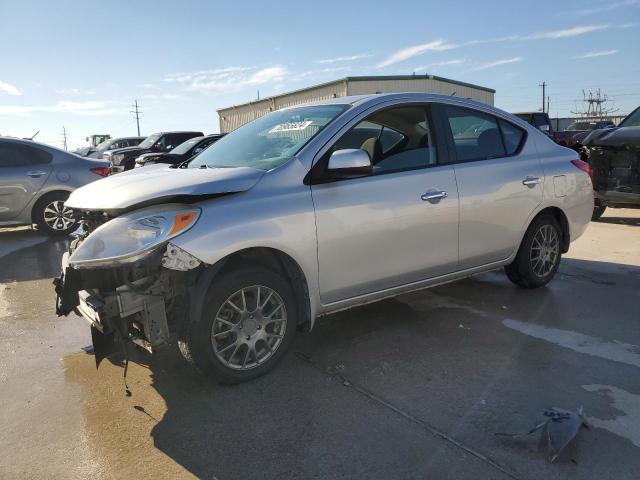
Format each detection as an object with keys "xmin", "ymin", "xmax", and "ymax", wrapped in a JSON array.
[
  {"xmin": 218, "ymin": 81, "xmax": 348, "ymax": 132},
  {"xmin": 347, "ymin": 78, "xmax": 494, "ymax": 106},
  {"xmin": 218, "ymin": 77, "xmax": 493, "ymax": 132}
]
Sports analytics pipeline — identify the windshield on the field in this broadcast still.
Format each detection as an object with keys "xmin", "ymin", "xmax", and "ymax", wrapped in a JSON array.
[
  {"xmin": 170, "ymin": 137, "xmax": 203, "ymax": 155},
  {"xmin": 95, "ymin": 139, "xmax": 114, "ymax": 151},
  {"xmin": 189, "ymin": 104, "xmax": 348, "ymax": 170},
  {"xmin": 138, "ymin": 133, "xmax": 162, "ymax": 149},
  {"xmin": 620, "ymin": 107, "xmax": 640, "ymax": 127}
]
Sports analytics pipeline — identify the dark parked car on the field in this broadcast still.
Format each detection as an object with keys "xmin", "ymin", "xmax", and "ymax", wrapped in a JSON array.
[
  {"xmin": 134, "ymin": 134, "xmax": 224, "ymax": 168},
  {"xmin": 513, "ymin": 112, "xmax": 615, "ymax": 151},
  {"xmin": 581, "ymin": 106, "xmax": 640, "ymax": 220},
  {"xmin": 107, "ymin": 131, "xmax": 203, "ymax": 172}
]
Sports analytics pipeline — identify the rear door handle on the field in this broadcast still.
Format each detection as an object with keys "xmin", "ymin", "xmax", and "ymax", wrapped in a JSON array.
[
  {"xmin": 27, "ymin": 171, "xmax": 47, "ymax": 178},
  {"xmin": 421, "ymin": 190, "xmax": 448, "ymax": 203},
  {"xmin": 522, "ymin": 176, "xmax": 541, "ymax": 188}
]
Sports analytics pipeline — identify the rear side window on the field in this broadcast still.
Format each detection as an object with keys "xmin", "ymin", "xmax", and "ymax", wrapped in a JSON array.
[
  {"xmin": 444, "ymin": 105, "xmax": 505, "ymax": 162},
  {"xmin": 0, "ymin": 142, "xmax": 52, "ymax": 167},
  {"xmin": 499, "ymin": 119, "xmax": 525, "ymax": 155}
]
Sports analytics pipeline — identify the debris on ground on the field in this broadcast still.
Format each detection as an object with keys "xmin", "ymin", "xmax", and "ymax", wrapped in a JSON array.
[{"xmin": 496, "ymin": 407, "xmax": 587, "ymax": 462}]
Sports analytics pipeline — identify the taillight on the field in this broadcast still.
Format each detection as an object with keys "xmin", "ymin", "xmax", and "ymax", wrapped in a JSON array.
[
  {"xmin": 90, "ymin": 166, "xmax": 111, "ymax": 177},
  {"xmin": 571, "ymin": 159, "xmax": 591, "ymax": 178}
]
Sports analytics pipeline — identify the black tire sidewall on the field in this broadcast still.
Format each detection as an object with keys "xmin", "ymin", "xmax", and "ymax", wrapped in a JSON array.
[
  {"xmin": 33, "ymin": 192, "xmax": 77, "ymax": 235},
  {"xmin": 190, "ymin": 267, "xmax": 298, "ymax": 384},
  {"xmin": 592, "ymin": 205, "xmax": 606, "ymax": 221},
  {"xmin": 515, "ymin": 215, "xmax": 562, "ymax": 288}
]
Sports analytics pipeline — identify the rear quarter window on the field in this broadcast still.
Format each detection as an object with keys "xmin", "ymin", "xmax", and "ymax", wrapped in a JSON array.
[{"xmin": 499, "ymin": 119, "xmax": 526, "ymax": 155}]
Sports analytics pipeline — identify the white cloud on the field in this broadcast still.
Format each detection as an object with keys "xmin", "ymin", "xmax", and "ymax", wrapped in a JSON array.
[
  {"xmin": 471, "ymin": 57, "xmax": 523, "ymax": 71},
  {"xmin": 0, "ymin": 80, "xmax": 22, "ymax": 96},
  {"xmin": 54, "ymin": 88, "xmax": 95, "ymax": 95},
  {"xmin": 0, "ymin": 100, "xmax": 119, "ymax": 116},
  {"xmin": 520, "ymin": 24, "xmax": 609, "ymax": 39},
  {"xmin": 165, "ymin": 65, "xmax": 288, "ymax": 93},
  {"xmin": 578, "ymin": 0, "xmax": 639, "ymax": 16},
  {"xmin": 315, "ymin": 53, "xmax": 373, "ymax": 64},
  {"xmin": 575, "ymin": 49, "xmax": 619, "ymax": 58},
  {"xmin": 376, "ymin": 40, "xmax": 457, "ymax": 68},
  {"xmin": 413, "ymin": 59, "xmax": 466, "ymax": 71}
]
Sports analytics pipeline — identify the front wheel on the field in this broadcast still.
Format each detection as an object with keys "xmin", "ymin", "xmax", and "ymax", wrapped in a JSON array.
[
  {"xmin": 505, "ymin": 214, "xmax": 562, "ymax": 289},
  {"xmin": 181, "ymin": 267, "xmax": 298, "ymax": 384}
]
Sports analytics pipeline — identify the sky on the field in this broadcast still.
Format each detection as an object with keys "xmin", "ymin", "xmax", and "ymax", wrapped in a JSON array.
[{"xmin": 0, "ymin": 0, "xmax": 638, "ymax": 150}]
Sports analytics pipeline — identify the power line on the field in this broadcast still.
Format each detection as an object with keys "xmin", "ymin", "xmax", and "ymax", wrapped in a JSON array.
[{"xmin": 130, "ymin": 99, "xmax": 142, "ymax": 136}]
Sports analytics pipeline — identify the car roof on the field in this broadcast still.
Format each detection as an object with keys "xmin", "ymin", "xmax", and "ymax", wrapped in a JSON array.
[
  {"xmin": 297, "ymin": 92, "xmax": 513, "ymax": 119},
  {"xmin": 0, "ymin": 136, "xmax": 71, "ymax": 154}
]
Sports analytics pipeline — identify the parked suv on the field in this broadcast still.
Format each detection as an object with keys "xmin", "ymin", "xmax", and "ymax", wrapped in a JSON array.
[
  {"xmin": 55, "ymin": 94, "xmax": 593, "ymax": 383},
  {"xmin": 581, "ymin": 105, "xmax": 640, "ymax": 219},
  {"xmin": 0, "ymin": 137, "xmax": 110, "ymax": 234},
  {"xmin": 134, "ymin": 134, "xmax": 224, "ymax": 168},
  {"xmin": 107, "ymin": 131, "xmax": 203, "ymax": 172},
  {"xmin": 514, "ymin": 112, "xmax": 586, "ymax": 150}
]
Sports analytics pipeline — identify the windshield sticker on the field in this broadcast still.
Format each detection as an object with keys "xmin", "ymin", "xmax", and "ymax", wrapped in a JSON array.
[{"xmin": 269, "ymin": 120, "xmax": 313, "ymax": 134}]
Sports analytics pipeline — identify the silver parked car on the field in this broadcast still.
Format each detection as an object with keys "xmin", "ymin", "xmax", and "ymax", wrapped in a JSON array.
[
  {"xmin": 0, "ymin": 137, "xmax": 111, "ymax": 235},
  {"xmin": 55, "ymin": 93, "xmax": 593, "ymax": 383}
]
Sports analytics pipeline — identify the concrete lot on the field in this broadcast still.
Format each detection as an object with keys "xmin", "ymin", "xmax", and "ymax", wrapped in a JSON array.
[{"xmin": 1, "ymin": 210, "xmax": 639, "ymax": 479}]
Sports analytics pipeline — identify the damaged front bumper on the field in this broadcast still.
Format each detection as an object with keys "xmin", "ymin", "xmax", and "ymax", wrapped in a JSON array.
[{"xmin": 54, "ymin": 244, "xmax": 198, "ymax": 365}]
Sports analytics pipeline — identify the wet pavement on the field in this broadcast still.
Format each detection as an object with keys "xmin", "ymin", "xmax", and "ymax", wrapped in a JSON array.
[{"xmin": 1, "ymin": 210, "xmax": 639, "ymax": 480}]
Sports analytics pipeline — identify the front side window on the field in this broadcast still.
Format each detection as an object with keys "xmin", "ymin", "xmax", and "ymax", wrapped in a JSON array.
[
  {"xmin": 329, "ymin": 106, "xmax": 437, "ymax": 174},
  {"xmin": 138, "ymin": 134, "xmax": 161, "ymax": 149},
  {"xmin": 445, "ymin": 105, "xmax": 506, "ymax": 162},
  {"xmin": 190, "ymin": 105, "xmax": 348, "ymax": 171}
]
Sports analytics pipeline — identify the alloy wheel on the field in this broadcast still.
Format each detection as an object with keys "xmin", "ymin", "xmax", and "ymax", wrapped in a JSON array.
[
  {"xmin": 530, "ymin": 224, "xmax": 559, "ymax": 277},
  {"xmin": 43, "ymin": 200, "xmax": 75, "ymax": 231},
  {"xmin": 211, "ymin": 285, "xmax": 287, "ymax": 370}
]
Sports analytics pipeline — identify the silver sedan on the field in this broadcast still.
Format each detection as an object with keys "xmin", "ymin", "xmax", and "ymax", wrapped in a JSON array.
[
  {"xmin": 0, "ymin": 137, "xmax": 110, "ymax": 235},
  {"xmin": 57, "ymin": 93, "xmax": 593, "ymax": 383}
]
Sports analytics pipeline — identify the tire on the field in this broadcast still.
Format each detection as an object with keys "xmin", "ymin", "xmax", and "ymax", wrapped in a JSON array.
[
  {"xmin": 33, "ymin": 191, "xmax": 78, "ymax": 236},
  {"xmin": 504, "ymin": 214, "xmax": 562, "ymax": 289},
  {"xmin": 591, "ymin": 205, "xmax": 606, "ymax": 221},
  {"xmin": 182, "ymin": 266, "xmax": 298, "ymax": 384}
]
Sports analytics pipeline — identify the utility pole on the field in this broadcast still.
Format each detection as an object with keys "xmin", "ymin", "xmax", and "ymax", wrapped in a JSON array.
[
  {"xmin": 61, "ymin": 126, "xmax": 68, "ymax": 151},
  {"xmin": 547, "ymin": 96, "xmax": 550, "ymax": 117},
  {"xmin": 539, "ymin": 81, "xmax": 547, "ymax": 113},
  {"xmin": 130, "ymin": 100, "xmax": 142, "ymax": 136}
]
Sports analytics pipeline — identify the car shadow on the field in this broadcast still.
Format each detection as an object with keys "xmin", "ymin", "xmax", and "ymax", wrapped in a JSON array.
[
  {"xmin": 64, "ymin": 257, "xmax": 640, "ymax": 479},
  {"xmin": 0, "ymin": 229, "xmax": 69, "ymax": 283},
  {"xmin": 595, "ymin": 216, "xmax": 640, "ymax": 227}
]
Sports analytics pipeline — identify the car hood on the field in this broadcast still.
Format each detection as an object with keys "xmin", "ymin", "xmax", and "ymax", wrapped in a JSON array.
[
  {"xmin": 66, "ymin": 165, "xmax": 266, "ymax": 211},
  {"xmin": 136, "ymin": 152, "xmax": 175, "ymax": 163},
  {"xmin": 582, "ymin": 126, "xmax": 640, "ymax": 149}
]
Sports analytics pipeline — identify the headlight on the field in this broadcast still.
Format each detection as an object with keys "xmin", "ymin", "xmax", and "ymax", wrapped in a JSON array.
[
  {"xmin": 112, "ymin": 153, "xmax": 125, "ymax": 164},
  {"xmin": 69, "ymin": 205, "xmax": 200, "ymax": 268}
]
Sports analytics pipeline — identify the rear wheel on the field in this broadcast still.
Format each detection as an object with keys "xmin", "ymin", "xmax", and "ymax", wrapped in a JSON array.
[
  {"xmin": 33, "ymin": 192, "xmax": 78, "ymax": 235},
  {"xmin": 182, "ymin": 266, "xmax": 298, "ymax": 384},
  {"xmin": 505, "ymin": 214, "xmax": 562, "ymax": 289},
  {"xmin": 592, "ymin": 205, "xmax": 606, "ymax": 221}
]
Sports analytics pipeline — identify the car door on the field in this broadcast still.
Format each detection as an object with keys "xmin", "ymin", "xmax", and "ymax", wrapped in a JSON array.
[
  {"xmin": 311, "ymin": 104, "xmax": 459, "ymax": 304},
  {"xmin": 0, "ymin": 141, "xmax": 53, "ymax": 221},
  {"xmin": 439, "ymin": 104, "xmax": 543, "ymax": 270}
]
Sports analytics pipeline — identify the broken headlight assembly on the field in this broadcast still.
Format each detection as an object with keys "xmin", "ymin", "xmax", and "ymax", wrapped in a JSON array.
[{"xmin": 69, "ymin": 205, "xmax": 200, "ymax": 268}]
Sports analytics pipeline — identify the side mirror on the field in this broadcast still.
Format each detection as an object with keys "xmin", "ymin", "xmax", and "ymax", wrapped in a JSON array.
[{"xmin": 327, "ymin": 149, "xmax": 372, "ymax": 177}]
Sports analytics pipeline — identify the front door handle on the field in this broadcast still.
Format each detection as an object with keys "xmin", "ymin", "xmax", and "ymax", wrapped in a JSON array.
[
  {"xmin": 421, "ymin": 190, "xmax": 448, "ymax": 203},
  {"xmin": 522, "ymin": 176, "xmax": 541, "ymax": 188}
]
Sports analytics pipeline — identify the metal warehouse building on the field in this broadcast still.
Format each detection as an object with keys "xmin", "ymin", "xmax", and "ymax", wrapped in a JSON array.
[{"xmin": 217, "ymin": 75, "xmax": 496, "ymax": 132}]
